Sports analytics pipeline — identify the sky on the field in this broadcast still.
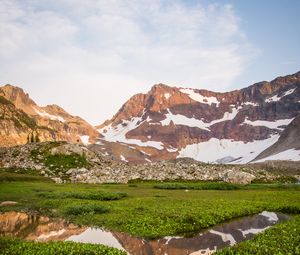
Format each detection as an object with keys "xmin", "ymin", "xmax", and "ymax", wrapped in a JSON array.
[{"xmin": 0, "ymin": 0, "xmax": 299, "ymax": 125}]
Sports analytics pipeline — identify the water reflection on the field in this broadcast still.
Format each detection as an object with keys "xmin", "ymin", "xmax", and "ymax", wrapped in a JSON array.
[{"xmin": 0, "ymin": 211, "xmax": 290, "ymax": 255}]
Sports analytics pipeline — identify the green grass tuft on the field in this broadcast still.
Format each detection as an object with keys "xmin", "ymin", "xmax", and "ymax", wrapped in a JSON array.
[
  {"xmin": 63, "ymin": 203, "xmax": 110, "ymax": 216},
  {"xmin": 0, "ymin": 236, "xmax": 126, "ymax": 255}
]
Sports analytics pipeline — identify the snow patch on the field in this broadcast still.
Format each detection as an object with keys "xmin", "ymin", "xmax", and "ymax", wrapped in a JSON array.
[
  {"xmin": 265, "ymin": 88, "xmax": 296, "ymax": 103},
  {"xmin": 167, "ymin": 147, "xmax": 178, "ymax": 152},
  {"xmin": 253, "ymin": 149, "xmax": 300, "ymax": 162},
  {"xmin": 80, "ymin": 135, "xmax": 90, "ymax": 145},
  {"xmin": 177, "ymin": 135, "xmax": 279, "ymax": 164},
  {"xmin": 120, "ymin": 155, "xmax": 128, "ymax": 162},
  {"xmin": 243, "ymin": 118, "xmax": 294, "ymax": 130},
  {"xmin": 160, "ymin": 109, "xmax": 210, "ymax": 131},
  {"xmin": 164, "ymin": 93, "xmax": 171, "ymax": 100},
  {"xmin": 209, "ymin": 106, "xmax": 241, "ymax": 125},
  {"xmin": 180, "ymin": 88, "xmax": 220, "ymax": 106},
  {"xmin": 161, "ymin": 106, "xmax": 241, "ymax": 130},
  {"xmin": 35, "ymin": 108, "xmax": 65, "ymax": 122},
  {"xmin": 98, "ymin": 118, "xmax": 164, "ymax": 150},
  {"xmin": 242, "ymin": 102, "xmax": 259, "ymax": 106}
]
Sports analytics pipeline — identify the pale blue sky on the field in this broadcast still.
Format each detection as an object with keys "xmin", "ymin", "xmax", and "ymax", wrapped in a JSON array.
[
  {"xmin": 226, "ymin": 0, "xmax": 300, "ymax": 88},
  {"xmin": 0, "ymin": 0, "xmax": 299, "ymax": 124}
]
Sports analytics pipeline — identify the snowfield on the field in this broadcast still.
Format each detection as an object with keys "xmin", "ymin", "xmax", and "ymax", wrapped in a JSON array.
[
  {"xmin": 98, "ymin": 117, "xmax": 164, "ymax": 150},
  {"xmin": 180, "ymin": 88, "xmax": 220, "ymax": 106},
  {"xmin": 35, "ymin": 108, "xmax": 65, "ymax": 122},
  {"xmin": 253, "ymin": 148, "xmax": 300, "ymax": 163},
  {"xmin": 242, "ymin": 118, "xmax": 294, "ymax": 130},
  {"xmin": 177, "ymin": 135, "xmax": 280, "ymax": 164}
]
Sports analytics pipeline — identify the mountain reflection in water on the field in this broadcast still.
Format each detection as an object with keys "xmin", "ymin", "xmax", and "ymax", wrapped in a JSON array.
[{"xmin": 0, "ymin": 211, "xmax": 290, "ymax": 255}]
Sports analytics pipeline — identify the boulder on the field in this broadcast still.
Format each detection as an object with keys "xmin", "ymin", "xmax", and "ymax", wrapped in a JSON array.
[{"xmin": 223, "ymin": 170, "xmax": 255, "ymax": 184}]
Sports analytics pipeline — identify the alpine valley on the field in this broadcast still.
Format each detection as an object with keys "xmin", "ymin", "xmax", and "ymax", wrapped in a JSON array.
[{"xmin": 1, "ymin": 71, "xmax": 300, "ymax": 165}]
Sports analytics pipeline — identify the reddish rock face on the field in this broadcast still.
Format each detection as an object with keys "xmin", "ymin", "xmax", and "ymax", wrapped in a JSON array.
[
  {"xmin": 97, "ymin": 72, "xmax": 300, "ymax": 163},
  {"xmin": 0, "ymin": 84, "xmax": 99, "ymax": 147},
  {"xmin": 1, "ymin": 72, "xmax": 299, "ymax": 163}
]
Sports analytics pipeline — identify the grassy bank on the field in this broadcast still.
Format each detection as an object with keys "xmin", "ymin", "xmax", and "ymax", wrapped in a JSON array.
[
  {"xmin": 0, "ymin": 237, "xmax": 126, "ymax": 255},
  {"xmin": 0, "ymin": 179, "xmax": 299, "ymax": 239}
]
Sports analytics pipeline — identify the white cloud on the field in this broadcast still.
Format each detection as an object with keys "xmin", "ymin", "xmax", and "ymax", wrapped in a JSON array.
[{"xmin": 0, "ymin": 0, "xmax": 257, "ymax": 125}]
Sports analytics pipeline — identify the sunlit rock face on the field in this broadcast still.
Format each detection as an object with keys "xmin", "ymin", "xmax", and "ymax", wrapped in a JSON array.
[
  {"xmin": 0, "ymin": 211, "xmax": 290, "ymax": 255},
  {"xmin": 96, "ymin": 72, "xmax": 300, "ymax": 164},
  {"xmin": 1, "ymin": 71, "xmax": 299, "ymax": 163},
  {"xmin": 0, "ymin": 84, "xmax": 99, "ymax": 147}
]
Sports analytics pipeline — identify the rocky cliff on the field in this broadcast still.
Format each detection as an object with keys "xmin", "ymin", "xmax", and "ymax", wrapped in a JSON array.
[
  {"xmin": 96, "ymin": 72, "xmax": 300, "ymax": 163},
  {"xmin": 0, "ymin": 85, "xmax": 99, "ymax": 147}
]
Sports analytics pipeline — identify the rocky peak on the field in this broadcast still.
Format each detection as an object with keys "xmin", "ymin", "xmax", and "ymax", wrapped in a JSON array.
[
  {"xmin": 0, "ymin": 84, "xmax": 37, "ymax": 114},
  {"xmin": 0, "ymin": 84, "xmax": 100, "ymax": 147},
  {"xmin": 97, "ymin": 71, "xmax": 300, "ymax": 164}
]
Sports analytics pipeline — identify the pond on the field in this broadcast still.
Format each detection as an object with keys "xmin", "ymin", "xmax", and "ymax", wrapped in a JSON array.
[{"xmin": 0, "ymin": 211, "xmax": 290, "ymax": 255}]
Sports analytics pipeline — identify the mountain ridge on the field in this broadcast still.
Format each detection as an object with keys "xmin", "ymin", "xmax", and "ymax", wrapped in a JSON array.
[
  {"xmin": 96, "ymin": 71, "xmax": 300, "ymax": 163},
  {"xmin": 1, "ymin": 71, "xmax": 299, "ymax": 164}
]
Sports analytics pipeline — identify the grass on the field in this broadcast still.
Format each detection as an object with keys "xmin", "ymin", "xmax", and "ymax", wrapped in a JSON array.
[
  {"xmin": 0, "ymin": 237, "xmax": 126, "ymax": 255},
  {"xmin": 43, "ymin": 153, "xmax": 90, "ymax": 171},
  {"xmin": 154, "ymin": 181, "xmax": 300, "ymax": 191},
  {"xmin": 154, "ymin": 182, "xmax": 242, "ymax": 190},
  {"xmin": 0, "ymin": 180, "xmax": 299, "ymax": 239},
  {"xmin": 28, "ymin": 142, "xmax": 90, "ymax": 178},
  {"xmin": 37, "ymin": 190, "xmax": 128, "ymax": 200},
  {"xmin": 0, "ymin": 168, "xmax": 52, "ymax": 182},
  {"xmin": 63, "ymin": 203, "xmax": 110, "ymax": 216},
  {"xmin": 216, "ymin": 215, "xmax": 300, "ymax": 255}
]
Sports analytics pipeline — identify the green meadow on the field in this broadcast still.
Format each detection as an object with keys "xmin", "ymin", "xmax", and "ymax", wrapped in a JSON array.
[{"xmin": 0, "ymin": 171, "xmax": 299, "ymax": 254}]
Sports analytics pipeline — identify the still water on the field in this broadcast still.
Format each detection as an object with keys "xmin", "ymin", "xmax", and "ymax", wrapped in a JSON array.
[{"xmin": 0, "ymin": 211, "xmax": 290, "ymax": 255}]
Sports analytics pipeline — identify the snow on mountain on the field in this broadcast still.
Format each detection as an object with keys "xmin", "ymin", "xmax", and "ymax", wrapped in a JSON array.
[
  {"xmin": 242, "ymin": 118, "xmax": 294, "ymax": 130},
  {"xmin": 265, "ymin": 87, "xmax": 296, "ymax": 103},
  {"xmin": 180, "ymin": 88, "xmax": 220, "ymax": 106},
  {"xmin": 97, "ymin": 71, "xmax": 300, "ymax": 163},
  {"xmin": 177, "ymin": 135, "xmax": 280, "ymax": 164},
  {"xmin": 34, "ymin": 108, "xmax": 65, "ymax": 122},
  {"xmin": 253, "ymin": 148, "xmax": 300, "ymax": 162},
  {"xmin": 98, "ymin": 117, "xmax": 164, "ymax": 150},
  {"xmin": 80, "ymin": 135, "xmax": 90, "ymax": 145}
]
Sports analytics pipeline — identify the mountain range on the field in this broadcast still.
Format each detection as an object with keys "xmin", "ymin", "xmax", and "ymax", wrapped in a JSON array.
[{"xmin": 1, "ymin": 71, "xmax": 299, "ymax": 164}]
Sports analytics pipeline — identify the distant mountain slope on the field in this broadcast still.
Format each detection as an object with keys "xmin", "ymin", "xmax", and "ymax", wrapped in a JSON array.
[
  {"xmin": 97, "ymin": 71, "xmax": 300, "ymax": 163},
  {"xmin": 253, "ymin": 114, "xmax": 300, "ymax": 162},
  {"xmin": 0, "ymin": 85, "xmax": 99, "ymax": 147}
]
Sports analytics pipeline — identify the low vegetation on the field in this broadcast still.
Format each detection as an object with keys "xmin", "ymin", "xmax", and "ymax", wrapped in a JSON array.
[
  {"xmin": 0, "ymin": 237, "xmax": 126, "ymax": 255},
  {"xmin": 0, "ymin": 179, "xmax": 299, "ymax": 239},
  {"xmin": 63, "ymin": 203, "xmax": 110, "ymax": 216},
  {"xmin": 37, "ymin": 190, "xmax": 127, "ymax": 200},
  {"xmin": 43, "ymin": 153, "xmax": 89, "ymax": 171},
  {"xmin": 0, "ymin": 168, "xmax": 51, "ymax": 182},
  {"xmin": 154, "ymin": 182, "xmax": 242, "ymax": 190},
  {"xmin": 153, "ymin": 181, "xmax": 300, "ymax": 191},
  {"xmin": 216, "ymin": 215, "xmax": 300, "ymax": 254}
]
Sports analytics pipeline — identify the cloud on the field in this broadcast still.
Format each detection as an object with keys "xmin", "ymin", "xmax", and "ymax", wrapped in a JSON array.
[{"xmin": 0, "ymin": 0, "xmax": 257, "ymax": 124}]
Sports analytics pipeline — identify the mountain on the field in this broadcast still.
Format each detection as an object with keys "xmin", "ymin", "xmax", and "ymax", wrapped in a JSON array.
[
  {"xmin": 0, "ymin": 84, "xmax": 99, "ymax": 147},
  {"xmin": 253, "ymin": 114, "xmax": 300, "ymax": 162},
  {"xmin": 1, "ymin": 72, "xmax": 299, "ymax": 164},
  {"xmin": 96, "ymin": 72, "xmax": 300, "ymax": 163}
]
